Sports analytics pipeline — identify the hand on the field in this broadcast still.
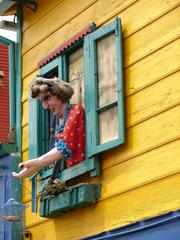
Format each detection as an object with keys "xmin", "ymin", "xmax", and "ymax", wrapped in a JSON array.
[
  {"xmin": 12, "ymin": 158, "xmax": 42, "ymax": 179},
  {"xmin": 12, "ymin": 148, "xmax": 62, "ymax": 179}
]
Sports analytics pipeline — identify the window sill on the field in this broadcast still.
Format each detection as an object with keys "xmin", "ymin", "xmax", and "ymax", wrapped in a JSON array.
[{"xmin": 38, "ymin": 157, "xmax": 100, "ymax": 192}]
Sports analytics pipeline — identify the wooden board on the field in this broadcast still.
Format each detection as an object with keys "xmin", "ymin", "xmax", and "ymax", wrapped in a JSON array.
[
  {"xmin": 23, "ymin": 0, "xmax": 64, "ymax": 31},
  {"xmin": 22, "ymin": 0, "xmax": 178, "ymax": 78},
  {"xmin": 125, "ymin": 39, "xmax": 180, "ymax": 95},
  {"xmin": 25, "ymin": 173, "xmax": 180, "ymax": 239},
  {"xmin": 102, "ymin": 104, "xmax": 180, "ymax": 168},
  {"xmin": 123, "ymin": 6, "xmax": 180, "ymax": 67},
  {"xmin": 126, "ymin": 71, "xmax": 180, "ymax": 127},
  {"xmin": 101, "ymin": 139, "xmax": 180, "ymax": 199},
  {"xmin": 22, "ymin": 0, "xmax": 97, "ymax": 54}
]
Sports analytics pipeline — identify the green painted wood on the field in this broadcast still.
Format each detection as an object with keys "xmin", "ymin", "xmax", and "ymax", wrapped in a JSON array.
[
  {"xmin": 58, "ymin": 159, "xmax": 96, "ymax": 180},
  {"xmin": 84, "ymin": 32, "xmax": 100, "ymax": 177},
  {"xmin": 39, "ymin": 59, "xmax": 63, "ymax": 175},
  {"xmin": 9, "ymin": 40, "xmax": 16, "ymax": 130},
  {"xmin": 39, "ymin": 158, "xmax": 100, "ymax": 192},
  {"xmin": 84, "ymin": 18, "xmax": 125, "ymax": 157},
  {"xmin": 28, "ymin": 98, "xmax": 40, "ymax": 212},
  {"xmin": 28, "ymin": 99, "xmax": 40, "ymax": 158},
  {"xmin": 115, "ymin": 18, "xmax": 125, "ymax": 145},
  {"xmin": 0, "ymin": 143, "xmax": 17, "ymax": 157},
  {"xmin": 15, "ymin": 6, "xmax": 23, "ymax": 154},
  {"xmin": 62, "ymin": 55, "xmax": 68, "ymax": 81},
  {"xmin": 40, "ymin": 183, "xmax": 100, "ymax": 218},
  {"xmin": 90, "ymin": 155, "xmax": 100, "ymax": 177},
  {"xmin": 93, "ymin": 19, "xmax": 118, "ymax": 40},
  {"xmin": 40, "ymin": 57, "xmax": 61, "ymax": 76},
  {"xmin": 10, "ymin": 4, "xmax": 23, "ymax": 240}
]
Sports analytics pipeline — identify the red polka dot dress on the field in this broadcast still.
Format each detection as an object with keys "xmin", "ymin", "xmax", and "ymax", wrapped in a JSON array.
[{"xmin": 55, "ymin": 104, "xmax": 86, "ymax": 168}]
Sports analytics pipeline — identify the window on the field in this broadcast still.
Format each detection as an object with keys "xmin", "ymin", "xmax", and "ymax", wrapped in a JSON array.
[{"xmin": 28, "ymin": 18, "xmax": 124, "ymax": 212}]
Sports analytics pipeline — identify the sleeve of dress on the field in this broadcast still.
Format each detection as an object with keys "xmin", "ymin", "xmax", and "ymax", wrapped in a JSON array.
[{"xmin": 54, "ymin": 139, "xmax": 72, "ymax": 160}]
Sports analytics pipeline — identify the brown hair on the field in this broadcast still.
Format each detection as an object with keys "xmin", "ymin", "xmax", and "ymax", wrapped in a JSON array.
[{"xmin": 30, "ymin": 77, "xmax": 74, "ymax": 102}]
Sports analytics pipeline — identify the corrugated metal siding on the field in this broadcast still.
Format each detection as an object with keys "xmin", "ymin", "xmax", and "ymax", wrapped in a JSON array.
[{"xmin": 0, "ymin": 44, "xmax": 10, "ymax": 142}]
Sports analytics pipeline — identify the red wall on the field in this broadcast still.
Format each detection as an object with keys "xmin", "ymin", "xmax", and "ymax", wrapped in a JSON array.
[{"xmin": 0, "ymin": 44, "xmax": 10, "ymax": 142}]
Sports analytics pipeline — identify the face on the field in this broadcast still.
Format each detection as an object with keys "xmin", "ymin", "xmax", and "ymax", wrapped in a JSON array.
[{"xmin": 39, "ymin": 92, "xmax": 64, "ymax": 117}]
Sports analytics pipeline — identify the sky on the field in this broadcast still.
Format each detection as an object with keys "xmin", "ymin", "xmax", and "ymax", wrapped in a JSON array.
[{"xmin": 0, "ymin": 15, "xmax": 17, "ymax": 42}]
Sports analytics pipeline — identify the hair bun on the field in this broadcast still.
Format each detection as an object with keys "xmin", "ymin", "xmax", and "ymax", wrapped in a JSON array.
[{"xmin": 30, "ymin": 77, "xmax": 74, "ymax": 102}]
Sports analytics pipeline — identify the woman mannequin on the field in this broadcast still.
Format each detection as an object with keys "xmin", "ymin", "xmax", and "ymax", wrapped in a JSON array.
[{"xmin": 12, "ymin": 77, "xmax": 85, "ymax": 179}]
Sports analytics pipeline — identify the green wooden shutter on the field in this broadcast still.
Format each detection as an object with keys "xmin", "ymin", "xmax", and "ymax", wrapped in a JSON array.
[
  {"xmin": 84, "ymin": 18, "xmax": 125, "ymax": 157},
  {"xmin": 28, "ymin": 99, "xmax": 40, "ymax": 212},
  {"xmin": 28, "ymin": 99, "xmax": 40, "ymax": 158}
]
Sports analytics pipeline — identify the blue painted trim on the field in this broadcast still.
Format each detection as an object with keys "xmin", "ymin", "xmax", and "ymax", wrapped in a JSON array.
[{"xmin": 82, "ymin": 210, "xmax": 180, "ymax": 240}]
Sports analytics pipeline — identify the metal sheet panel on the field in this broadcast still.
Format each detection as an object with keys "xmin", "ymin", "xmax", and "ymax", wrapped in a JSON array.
[{"xmin": 0, "ymin": 0, "xmax": 15, "ymax": 15}]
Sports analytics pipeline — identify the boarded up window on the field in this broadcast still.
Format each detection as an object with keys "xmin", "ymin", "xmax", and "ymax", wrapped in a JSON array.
[
  {"xmin": 68, "ymin": 47, "xmax": 84, "ymax": 106},
  {"xmin": 97, "ymin": 34, "xmax": 118, "ymax": 144}
]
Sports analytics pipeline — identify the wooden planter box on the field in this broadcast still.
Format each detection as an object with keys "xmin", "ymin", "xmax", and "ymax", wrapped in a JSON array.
[{"xmin": 40, "ymin": 183, "xmax": 100, "ymax": 218}]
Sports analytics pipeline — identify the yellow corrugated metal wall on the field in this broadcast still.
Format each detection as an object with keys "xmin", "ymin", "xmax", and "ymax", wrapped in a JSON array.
[{"xmin": 21, "ymin": 0, "xmax": 180, "ymax": 239}]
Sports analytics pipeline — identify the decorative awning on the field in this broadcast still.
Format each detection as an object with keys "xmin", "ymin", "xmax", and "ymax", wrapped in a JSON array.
[{"xmin": 38, "ymin": 24, "xmax": 96, "ymax": 68}]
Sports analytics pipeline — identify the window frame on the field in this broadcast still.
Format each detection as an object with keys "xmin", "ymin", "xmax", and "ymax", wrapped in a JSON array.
[
  {"xmin": 28, "ymin": 18, "xmax": 124, "ymax": 209},
  {"xmin": 37, "ymin": 42, "xmax": 100, "ymax": 184}
]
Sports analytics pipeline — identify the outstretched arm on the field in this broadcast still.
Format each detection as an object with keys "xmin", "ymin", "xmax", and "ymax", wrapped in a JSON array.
[{"xmin": 12, "ymin": 148, "xmax": 63, "ymax": 179}]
